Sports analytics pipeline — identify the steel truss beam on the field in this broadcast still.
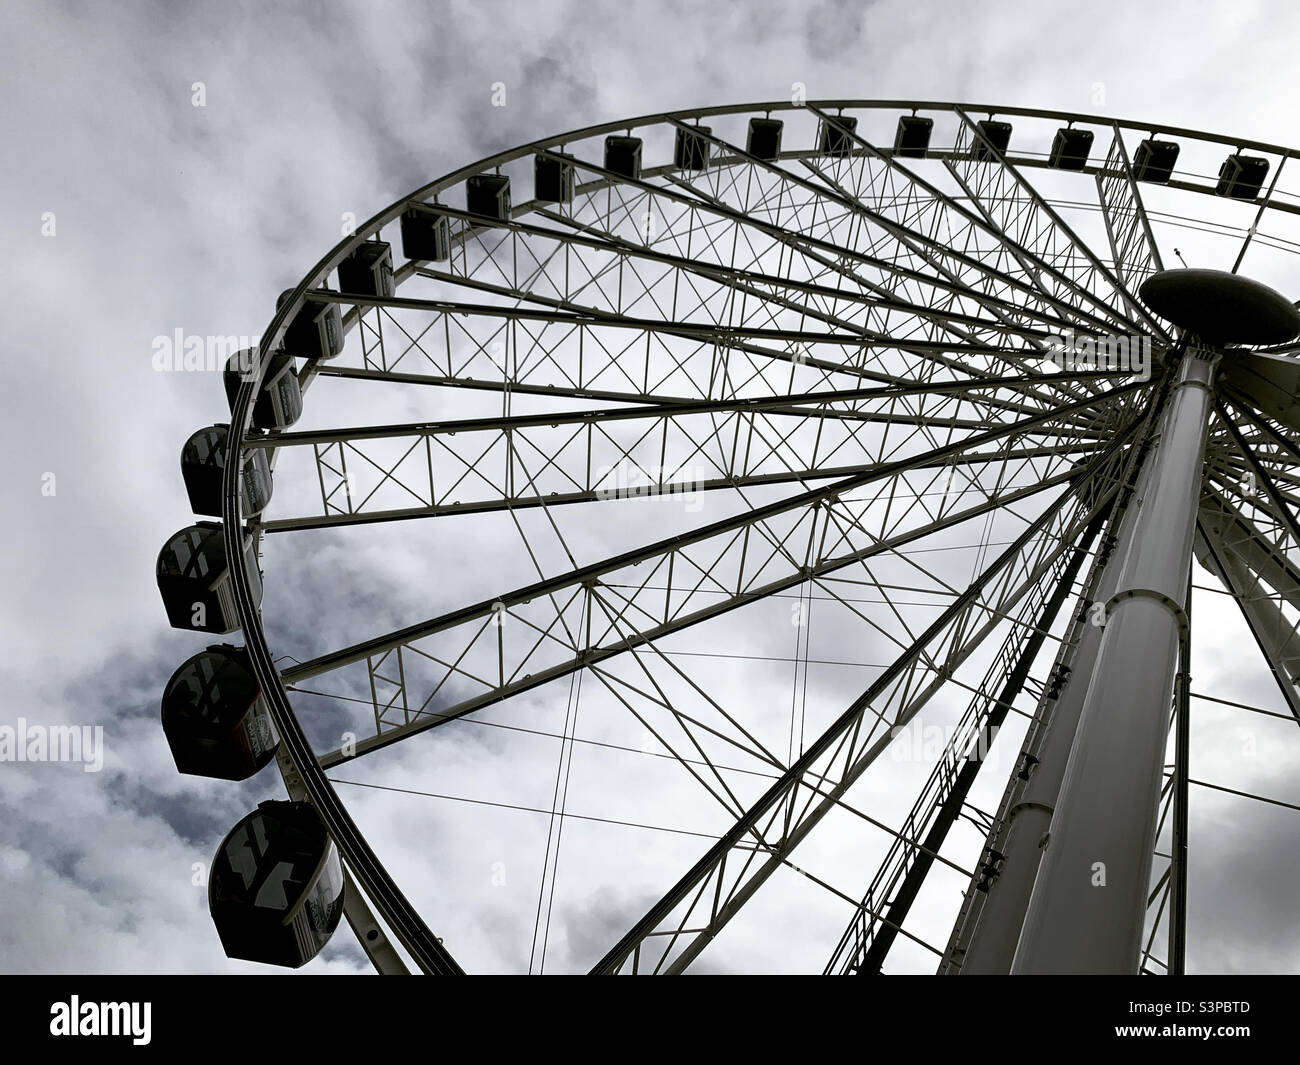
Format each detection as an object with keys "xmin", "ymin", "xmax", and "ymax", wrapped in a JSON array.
[
  {"xmin": 264, "ymin": 441, "xmax": 1103, "ymax": 534},
  {"xmin": 1096, "ymin": 124, "xmax": 1164, "ymax": 297},
  {"xmin": 523, "ymin": 188, "xmax": 1116, "ymax": 419},
  {"xmin": 1199, "ymin": 517, "xmax": 1300, "ymax": 713},
  {"xmin": 792, "ymin": 107, "xmax": 1143, "ymax": 345},
  {"xmin": 638, "ymin": 121, "xmax": 1138, "ymax": 420},
  {"xmin": 537, "ymin": 140, "xmax": 1124, "ymax": 339},
  {"xmin": 305, "ymin": 285, "xmax": 1077, "ymax": 414},
  {"xmin": 1197, "ymin": 509, "xmax": 1300, "ymax": 725},
  {"xmin": 305, "ymin": 289, "xmax": 1047, "ymax": 351},
  {"xmin": 411, "ymin": 262, "xmax": 1112, "ymax": 420},
  {"xmin": 1216, "ymin": 400, "xmax": 1300, "ymax": 549},
  {"xmin": 526, "ymin": 142, "xmax": 1133, "ymax": 415},
  {"xmin": 254, "ymin": 371, "xmax": 1116, "ymax": 448},
  {"xmin": 590, "ymin": 443, "xmax": 1131, "ymax": 973},
  {"xmin": 826, "ymin": 506, "xmax": 1106, "ymax": 974},
  {"xmin": 301, "ymin": 445, "xmax": 1122, "ymax": 769},
  {"xmin": 390, "ymin": 270, "xmax": 1112, "ymax": 423},
  {"xmin": 662, "ymin": 116, "xmax": 1138, "ymax": 342},
  {"xmin": 946, "ymin": 108, "xmax": 1170, "ymax": 341},
  {"xmin": 317, "ymin": 294, "xmax": 1108, "ymax": 430},
  {"xmin": 427, "ymin": 201, "xmax": 1070, "ymax": 347},
  {"xmin": 279, "ymin": 387, "xmax": 1141, "ymax": 763},
  {"xmin": 255, "ymin": 374, "xmax": 1118, "ymax": 532},
  {"xmin": 1201, "ymin": 480, "xmax": 1300, "ymax": 610},
  {"xmin": 304, "ymin": 288, "xmax": 1074, "ymax": 370}
]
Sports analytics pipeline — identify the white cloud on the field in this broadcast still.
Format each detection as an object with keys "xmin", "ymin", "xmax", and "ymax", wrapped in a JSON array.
[{"xmin": 3, "ymin": 0, "xmax": 1298, "ymax": 975}]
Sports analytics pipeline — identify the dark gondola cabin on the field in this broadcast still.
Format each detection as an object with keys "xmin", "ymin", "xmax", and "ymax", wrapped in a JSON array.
[
  {"xmin": 400, "ymin": 207, "xmax": 452, "ymax": 262},
  {"xmin": 209, "ymin": 801, "xmax": 345, "ymax": 968},
  {"xmin": 1049, "ymin": 127, "xmax": 1094, "ymax": 171},
  {"xmin": 337, "ymin": 240, "xmax": 395, "ymax": 299},
  {"xmin": 818, "ymin": 115, "xmax": 858, "ymax": 158},
  {"xmin": 746, "ymin": 118, "xmax": 783, "ymax": 161},
  {"xmin": 161, "ymin": 645, "xmax": 279, "ymax": 780},
  {"xmin": 224, "ymin": 349, "xmax": 302, "ymax": 431},
  {"xmin": 674, "ymin": 125, "xmax": 711, "ymax": 171},
  {"xmin": 466, "ymin": 173, "xmax": 511, "ymax": 220},
  {"xmin": 1133, "ymin": 138, "xmax": 1180, "ymax": 183},
  {"xmin": 604, "ymin": 135, "xmax": 642, "ymax": 179},
  {"xmin": 156, "ymin": 522, "xmax": 262, "ymax": 633},
  {"xmin": 1216, "ymin": 153, "xmax": 1269, "ymax": 200},
  {"xmin": 535, "ymin": 151, "xmax": 576, "ymax": 203},
  {"xmin": 277, "ymin": 289, "xmax": 344, "ymax": 360},
  {"xmin": 972, "ymin": 119, "xmax": 1012, "ymax": 161},
  {"xmin": 894, "ymin": 115, "xmax": 933, "ymax": 158},
  {"xmin": 181, "ymin": 424, "xmax": 273, "ymax": 518}
]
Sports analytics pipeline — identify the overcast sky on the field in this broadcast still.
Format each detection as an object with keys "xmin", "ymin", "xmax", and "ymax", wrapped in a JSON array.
[{"xmin": 3, "ymin": 0, "xmax": 1299, "ymax": 975}]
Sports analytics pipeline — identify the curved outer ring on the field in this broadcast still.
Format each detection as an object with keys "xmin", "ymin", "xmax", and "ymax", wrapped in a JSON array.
[{"xmin": 222, "ymin": 99, "xmax": 1300, "ymax": 973}]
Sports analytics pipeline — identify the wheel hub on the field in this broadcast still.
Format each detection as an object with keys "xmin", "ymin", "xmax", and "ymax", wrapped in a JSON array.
[{"xmin": 1139, "ymin": 267, "xmax": 1300, "ymax": 346}]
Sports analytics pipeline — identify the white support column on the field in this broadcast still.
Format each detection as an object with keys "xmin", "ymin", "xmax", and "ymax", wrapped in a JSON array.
[
  {"xmin": 1010, "ymin": 347, "xmax": 1217, "ymax": 974},
  {"xmin": 956, "ymin": 434, "xmax": 1160, "ymax": 973}
]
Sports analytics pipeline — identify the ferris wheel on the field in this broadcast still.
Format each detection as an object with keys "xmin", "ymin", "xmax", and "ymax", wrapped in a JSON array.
[{"xmin": 156, "ymin": 99, "xmax": 1300, "ymax": 974}]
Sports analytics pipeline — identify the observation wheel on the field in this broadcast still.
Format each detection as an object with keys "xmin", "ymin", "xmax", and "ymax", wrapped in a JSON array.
[{"xmin": 158, "ymin": 100, "xmax": 1300, "ymax": 974}]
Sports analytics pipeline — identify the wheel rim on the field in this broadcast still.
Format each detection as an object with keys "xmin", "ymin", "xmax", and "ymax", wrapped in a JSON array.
[{"xmin": 210, "ymin": 100, "xmax": 1300, "ymax": 974}]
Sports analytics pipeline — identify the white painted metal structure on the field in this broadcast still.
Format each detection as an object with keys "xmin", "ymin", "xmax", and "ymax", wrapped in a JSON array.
[{"xmin": 192, "ymin": 100, "xmax": 1300, "ymax": 974}]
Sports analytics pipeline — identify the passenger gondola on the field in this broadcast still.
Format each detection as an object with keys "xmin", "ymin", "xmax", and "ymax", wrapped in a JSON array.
[
  {"xmin": 223, "ymin": 348, "xmax": 302, "ymax": 430},
  {"xmin": 209, "ymin": 801, "xmax": 345, "ymax": 968},
  {"xmin": 161, "ymin": 645, "xmax": 280, "ymax": 780},
  {"xmin": 181, "ymin": 424, "xmax": 273, "ymax": 518},
  {"xmin": 156, "ymin": 522, "xmax": 262, "ymax": 633},
  {"xmin": 277, "ymin": 289, "xmax": 344, "ymax": 361},
  {"xmin": 337, "ymin": 240, "xmax": 395, "ymax": 298}
]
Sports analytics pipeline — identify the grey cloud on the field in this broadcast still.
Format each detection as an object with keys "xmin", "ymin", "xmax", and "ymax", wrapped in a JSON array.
[{"xmin": 3, "ymin": 0, "xmax": 1299, "ymax": 976}]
